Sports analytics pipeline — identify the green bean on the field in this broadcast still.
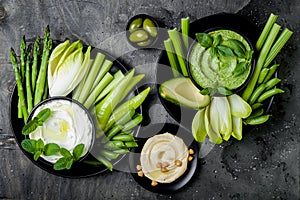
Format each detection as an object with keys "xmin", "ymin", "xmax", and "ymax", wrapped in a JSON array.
[
  {"xmin": 263, "ymin": 64, "xmax": 279, "ymax": 83},
  {"xmin": 124, "ymin": 141, "xmax": 138, "ymax": 148},
  {"xmin": 251, "ymin": 103, "xmax": 263, "ymax": 110},
  {"xmin": 123, "ymin": 114, "xmax": 143, "ymax": 131},
  {"xmin": 248, "ymin": 83, "xmax": 266, "ymax": 105},
  {"xmin": 97, "ymin": 156, "xmax": 113, "ymax": 171},
  {"xmin": 101, "ymin": 150, "xmax": 120, "ymax": 160},
  {"xmin": 265, "ymin": 77, "xmax": 281, "ymax": 91},
  {"xmin": 257, "ymin": 68, "xmax": 269, "ymax": 84},
  {"xmin": 257, "ymin": 88, "xmax": 284, "ymax": 103},
  {"xmin": 112, "ymin": 134, "xmax": 135, "ymax": 142},
  {"xmin": 244, "ymin": 115, "xmax": 270, "ymax": 125}
]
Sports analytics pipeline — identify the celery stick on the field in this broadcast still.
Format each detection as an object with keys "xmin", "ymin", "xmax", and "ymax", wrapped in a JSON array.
[
  {"xmin": 91, "ymin": 59, "xmax": 113, "ymax": 92},
  {"xmin": 242, "ymin": 23, "xmax": 281, "ymax": 101},
  {"xmin": 164, "ymin": 39, "xmax": 180, "ymax": 77},
  {"xmin": 168, "ymin": 28, "xmax": 188, "ymax": 76},
  {"xmin": 263, "ymin": 28, "xmax": 293, "ymax": 67},
  {"xmin": 72, "ymin": 59, "xmax": 93, "ymax": 100},
  {"xmin": 120, "ymin": 74, "xmax": 144, "ymax": 100},
  {"xmin": 84, "ymin": 72, "xmax": 113, "ymax": 109},
  {"xmin": 256, "ymin": 13, "xmax": 278, "ymax": 51},
  {"xmin": 181, "ymin": 17, "xmax": 190, "ymax": 51},
  {"xmin": 95, "ymin": 70, "xmax": 124, "ymax": 102},
  {"xmin": 77, "ymin": 53, "xmax": 105, "ymax": 103}
]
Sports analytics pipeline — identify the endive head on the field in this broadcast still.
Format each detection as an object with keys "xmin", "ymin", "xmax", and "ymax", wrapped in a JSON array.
[{"xmin": 48, "ymin": 40, "xmax": 91, "ymax": 97}]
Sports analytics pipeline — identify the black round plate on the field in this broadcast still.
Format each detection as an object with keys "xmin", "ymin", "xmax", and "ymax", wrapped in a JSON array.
[
  {"xmin": 156, "ymin": 13, "xmax": 261, "ymax": 130},
  {"xmin": 128, "ymin": 123, "xmax": 198, "ymax": 194},
  {"xmin": 10, "ymin": 48, "xmax": 138, "ymax": 178}
]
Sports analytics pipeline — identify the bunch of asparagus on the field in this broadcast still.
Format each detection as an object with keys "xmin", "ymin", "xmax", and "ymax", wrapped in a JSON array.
[{"xmin": 10, "ymin": 26, "xmax": 52, "ymax": 122}]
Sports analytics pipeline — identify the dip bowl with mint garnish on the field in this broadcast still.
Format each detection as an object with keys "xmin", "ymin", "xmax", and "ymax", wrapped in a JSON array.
[{"xmin": 187, "ymin": 29, "xmax": 255, "ymax": 95}]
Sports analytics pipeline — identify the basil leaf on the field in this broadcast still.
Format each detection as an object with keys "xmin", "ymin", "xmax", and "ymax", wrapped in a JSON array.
[
  {"xmin": 22, "ymin": 119, "xmax": 38, "ymax": 135},
  {"xmin": 217, "ymin": 45, "xmax": 234, "ymax": 57},
  {"xmin": 44, "ymin": 143, "xmax": 60, "ymax": 156},
  {"xmin": 217, "ymin": 87, "xmax": 233, "ymax": 96},
  {"xmin": 72, "ymin": 144, "xmax": 85, "ymax": 161},
  {"xmin": 196, "ymin": 33, "xmax": 213, "ymax": 48},
  {"xmin": 36, "ymin": 108, "xmax": 51, "ymax": 123},
  {"xmin": 53, "ymin": 157, "xmax": 68, "ymax": 170},
  {"xmin": 246, "ymin": 50, "xmax": 254, "ymax": 60},
  {"xmin": 21, "ymin": 139, "xmax": 37, "ymax": 154},
  {"xmin": 60, "ymin": 148, "xmax": 72, "ymax": 158},
  {"xmin": 213, "ymin": 35, "xmax": 222, "ymax": 47},
  {"xmin": 228, "ymin": 39, "xmax": 246, "ymax": 53},
  {"xmin": 34, "ymin": 151, "xmax": 42, "ymax": 161},
  {"xmin": 209, "ymin": 47, "xmax": 216, "ymax": 57},
  {"xmin": 200, "ymin": 88, "xmax": 210, "ymax": 95},
  {"xmin": 233, "ymin": 61, "xmax": 248, "ymax": 77},
  {"xmin": 66, "ymin": 159, "xmax": 74, "ymax": 170}
]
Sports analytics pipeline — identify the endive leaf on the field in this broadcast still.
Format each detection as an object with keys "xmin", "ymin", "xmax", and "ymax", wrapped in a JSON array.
[
  {"xmin": 210, "ymin": 97, "xmax": 232, "ymax": 141},
  {"xmin": 204, "ymin": 104, "xmax": 223, "ymax": 144},
  {"xmin": 227, "ymin": 94, "xmax": 252, "ymax": 118},
  {"xmin": 231, "ymin": 116, "xmax": 243, "ymax": 140},
  {"xmin": 56, "ymin": 40, "xmax": 82, "ymax": 71},
  {"xmin": 48, "ymin": 40, "xmax": 70, "ymax": 88},
  {"xmin": 49, "ymin": 47, "xmax": 83, "ymax": 96},
  {"xmin": 192, "ymin": 108, "xmax": 207, "ymax": 142}
]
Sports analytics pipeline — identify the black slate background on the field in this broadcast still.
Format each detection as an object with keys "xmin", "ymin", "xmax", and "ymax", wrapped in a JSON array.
[{"xmin": 0, "ymin": 0, "xmax": 299, "ymax": 199}]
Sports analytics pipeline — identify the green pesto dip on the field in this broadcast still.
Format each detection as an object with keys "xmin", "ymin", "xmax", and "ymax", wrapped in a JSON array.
[{"xmin": 189, "ymin": 29, "xmax": 252, "ymax": 90}]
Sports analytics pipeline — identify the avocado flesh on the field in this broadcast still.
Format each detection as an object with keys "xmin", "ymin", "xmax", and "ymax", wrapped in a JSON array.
[{"xmin": 159, "ymin": 77, "xmax": 210, "ymax": 109}]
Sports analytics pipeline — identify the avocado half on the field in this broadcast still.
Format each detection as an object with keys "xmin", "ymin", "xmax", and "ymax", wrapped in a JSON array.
[{"xmin": 159, "ymin": 77, "xmax": 210, "ymax": 109}]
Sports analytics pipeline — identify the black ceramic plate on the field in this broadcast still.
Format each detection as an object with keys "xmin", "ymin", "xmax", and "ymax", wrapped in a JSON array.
[
  {"xmin": 156, "ymin": 13, "xmax": 261, "ymax": 129},
  {"xmin": 129, "ymin": 123, "xmax": 198, "ymax": 194},
  {"xmin": 10, "ymin": 48, "xmax": 139, "ymax": 178}
]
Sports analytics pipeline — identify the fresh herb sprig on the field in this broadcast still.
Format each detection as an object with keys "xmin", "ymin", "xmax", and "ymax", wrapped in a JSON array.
[{"xmin": 22, "ymin": 108, "xmax": 51, "ymax": 135}]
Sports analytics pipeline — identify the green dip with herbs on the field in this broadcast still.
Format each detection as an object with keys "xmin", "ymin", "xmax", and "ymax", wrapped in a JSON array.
[{"xmin": 189, "ymin": 29, "xmax": 253, "ymax": 90}]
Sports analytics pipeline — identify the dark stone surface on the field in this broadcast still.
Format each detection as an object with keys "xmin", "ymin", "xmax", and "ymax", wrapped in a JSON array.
[{"xmin": 0, "ymin": 0, "xmax": 299, "ymax": 199}]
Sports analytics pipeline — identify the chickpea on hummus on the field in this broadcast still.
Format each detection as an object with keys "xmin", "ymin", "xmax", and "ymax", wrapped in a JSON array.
[{"xmin": 140, "ymin": 133, "xmax": 189, "ymax": 184}]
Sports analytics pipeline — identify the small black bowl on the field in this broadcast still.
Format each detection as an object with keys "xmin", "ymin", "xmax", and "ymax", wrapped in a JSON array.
[
  {"xmin": 186, "ymin": 28, "xmax": 257, "ymax": 95},
  {"xmin": 25, "ymin": 96, "xmax": 96, "ymax": 165},
  {"xmin": 126, "ymin": 14, "xmax": 160, "ymax": 49}
]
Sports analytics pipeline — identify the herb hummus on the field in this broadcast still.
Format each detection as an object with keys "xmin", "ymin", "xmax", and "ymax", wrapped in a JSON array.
[{"xmin": 189, "ymin": 29, "xmax": 253, "ymax": 90}]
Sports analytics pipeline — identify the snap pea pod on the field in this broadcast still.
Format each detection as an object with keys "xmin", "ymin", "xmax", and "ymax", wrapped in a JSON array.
[
  {"xmin": 104, "ymin": 141, "xmax": 121, "ymax": 150},
  {"xmin": 97, "ymin": 156, "xmax": 113, "ymax": 171},
  {"xmin": 100, "ymin": 150, "xmax": 120, "ymax": 160},
  {"xmin": 263, "ymin": 64, "xmax": 279, "ymax": 83},
  {"xmin": 113, "ymin": 148, "xmax": 130, "ymax": 154},
  {"xmin": 257, "ymin": 68, "xmax": 269, "ymax": 84},
  {"xmin": 257, "ymin": 88, "xmax": 284, "ymax": 103},
  {"xmin": 124, "ymin": 141, "xmax": 138, "ymax": 148},
  {"xmin": 107, "ymin": 87, "xmax": 150, "ymax": 128},
  {"xmin": 251, "ymin": 103, "xmax": 263, "ymax": 110},
  {"xmin": 247, "ymin": 108, "xmax": 264, "ymax": 120},
  {"xmin": 105, "ymin": 125, "xmax": 123, "ymax": 141},
  {"xmin": 111, "ymin": 140, "xmax": 126, "ymax": 148},
  {"xmin": 104, "ymin": 109, "xmax": 135, "ymax": 132},
  {"xmin": 96, "ymin": 70, "xmax": 135, "ymax": 130},
  {"xmin": 244, "ymin": 115, "xmax": 270, "ymax": 125},
  {"xmin": 112, "ymin": 134, "xmax": 135, "ymax": 142},
  {"xmin": 248, "ymin": 83, "xmax": 266, "ymax": 105},
  {"xmin": 123, "ymin": 114, "xmax": 143, "ymax": 132},
  {"xmin": 265, "ymin": 77, "xmax": 281, "ymax": 91}
]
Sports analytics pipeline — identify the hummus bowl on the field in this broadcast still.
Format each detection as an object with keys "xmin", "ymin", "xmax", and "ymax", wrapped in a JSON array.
[{"xmin": 129, "ymin": 123, "xmax": 198, "ymax": 194}]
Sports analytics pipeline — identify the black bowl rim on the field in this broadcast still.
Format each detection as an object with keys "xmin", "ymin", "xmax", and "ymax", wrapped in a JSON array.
[{"xmin": 125, "ymin": 13, "xmax": 160, "ymax": 49}]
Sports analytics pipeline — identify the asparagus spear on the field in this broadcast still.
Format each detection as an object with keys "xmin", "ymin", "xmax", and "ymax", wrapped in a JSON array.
[
  {"xmin": 34, "ymin": 26, "xmax": 51, "ymax": 105},
  {"xmin": 25, "ymin": 44, "xmax": 33, "ymax": 112},
  {"xmin": 20, "ymin": 36, "xmax": 26, "ymax": 82},
  {"xmin": 10, "ymin": 48, "xmax": 28, "ymax": 121},
  {"xmin": 31, "ymin": 36, "xmax": 40, "ymax": 93}
]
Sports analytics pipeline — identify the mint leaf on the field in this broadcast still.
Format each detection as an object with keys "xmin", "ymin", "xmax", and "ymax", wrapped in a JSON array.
[
  {"xmin": 21, "ymin": 139, "xmax": 37, "ymax": 154},
  {"xmin": 34, "ymin": 151, "xmax": 42, "ymax": 161},
  {"xmin": 213, "ymin": 35, "xmax": 222, "ymax": 47},
  {"xmin": 22, "ymin": 119, "xmax": 38, "ymax": 135},
  {"xmin": 217, "ymin": 87, "xmax": 233, "ymax": 96},
  {"xmin": 36, "ymin": 139, "xmax": 45, "ymax": 151},
  {"xmin": 72, "ymin": 144, "xmax": 85, "ymax": 161},
  {"xmin": 66, "ymin": 159, "xmax": 74, "ymax": 170},
  {"xmin": 44, "ymin": 143, "xmax": 60, "ymax": 156},
  {"xmin": 36, "ymin": 108, "xmax": 51, "ymax": 123},
  {"xmin": 233, "ymin": 61, "xmax": 248, "ymax": 77},
  {"xmin": 60, "ymin": 148, "xmax": 72, "ymax": 158},
  {"xmin": 200, "ymin": 88, "xmax": 210, "ymax": 95},
  {"xmin": 196, "ymin": 33, "xmax": 213, "ymax": 48},
  {"xmin": 53, "ymin": 157, "xmax": 68, "ymax": 170}
]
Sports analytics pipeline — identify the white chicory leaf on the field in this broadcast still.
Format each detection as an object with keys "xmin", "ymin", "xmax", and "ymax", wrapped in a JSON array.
[{"xmin": 227, "ymin": 94, "xmax": 252, "ymax": 118}]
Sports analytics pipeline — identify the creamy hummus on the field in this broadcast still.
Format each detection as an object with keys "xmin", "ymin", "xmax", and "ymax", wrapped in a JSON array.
[
  {"xmin": 29, "ymin": 99, "xmax": 93, "ymax": 163},
  {"xmin": 140, "ymin": 133, "xmax": 189, "ymax": 183}
]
